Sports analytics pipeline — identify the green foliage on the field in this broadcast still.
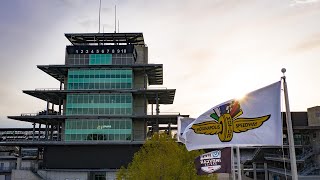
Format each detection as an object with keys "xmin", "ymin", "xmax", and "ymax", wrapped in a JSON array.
[{"xmin": 116, "ymin": 133, "xmax": 217, "ymax": 180}]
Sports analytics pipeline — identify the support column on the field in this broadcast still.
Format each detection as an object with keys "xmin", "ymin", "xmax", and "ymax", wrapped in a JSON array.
[
  {"xmin": 45, "ymin": 123, "xmax": 48, "ymax": 140},
  {"xmin": 46, "ymin": 99, "xmax": 49, "ymax": 115},
  {"xmin": 155, "ymin": 92, "xmax": 159, "ymax": 133},
  {"xmin": 50, "ymin": 124, "xmax": 54, "ymax": 140},
  {"xmin": 57, "ymin": 122, "xmax": 61, "ymax": 140},
  {"xmin": 59, "ymin": 81, "xmax": 62, "ymax": 115},
  {"xmin": 59, "ymin": 98, "xmax": 62, "ymax": 115},
  {"xmin": 143, "ymin": 68, "xmax": 147, "ymax": 115},
  {"xmin": 151, "ymin": 104, "xmax": 153, "ymax": 115},
  {"xmin": 38, "ymin": 123, "xmax": 41, "ymax": 140},
  {"xmin": 236, "ymin": 147, "xmax": 241, "ymax": 180},
  {"xmin": 264, "ymin": 162, "xmax": 268, "ymax": 180},
  {"xmin": 32, "ymin": 123, "xmax": 35, "ymax": 141},
  {"xmin": 143, "ymin": 68, "xmax": 147, "ymax": 89},
  {"xmin": 16, "ymin": 147, "xmax": 22, "ymax": 170},
  {"xmin": 253, "ymin": 163, "xmax": 257, "ymax": 180}
]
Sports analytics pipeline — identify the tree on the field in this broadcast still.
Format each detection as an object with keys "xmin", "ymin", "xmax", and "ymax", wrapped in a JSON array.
[{"xmin": 117, "ymin": 133, "xmax": 217, "ymax": 180}]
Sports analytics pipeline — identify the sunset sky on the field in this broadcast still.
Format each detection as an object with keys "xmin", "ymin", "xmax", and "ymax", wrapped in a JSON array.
[{"xmin": 1, "ymin": 0, "xmax": 320, "ymax": 127}]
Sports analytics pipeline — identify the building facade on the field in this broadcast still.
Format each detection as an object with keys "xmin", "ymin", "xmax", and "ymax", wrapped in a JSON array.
[
  {"xmin": 1, "ymin": 32, "xmax": 187, "ymax": 180},
  {"xmin": 242, "ymin": 106, "xmax": 320, "ymax": 180}
]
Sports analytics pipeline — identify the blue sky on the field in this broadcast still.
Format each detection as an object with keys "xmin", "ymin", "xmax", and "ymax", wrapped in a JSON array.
[{"xmin": 1, "ymin": 0, "xmax": 320, "ymax": 127}]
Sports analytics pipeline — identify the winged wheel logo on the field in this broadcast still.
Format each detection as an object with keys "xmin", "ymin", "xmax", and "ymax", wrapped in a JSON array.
[{"xmin": 190, "ymin": 101, "xmax": 270, "ymax": 142}]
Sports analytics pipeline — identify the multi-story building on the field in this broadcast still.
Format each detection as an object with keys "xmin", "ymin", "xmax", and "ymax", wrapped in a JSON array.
[
  {"xmin": 242, "ymin": 106, "xmax": 320, "ymax": 180},
  {"xmin": 0, "ymin": 32, "xmax": 187, "ymax": 180}
]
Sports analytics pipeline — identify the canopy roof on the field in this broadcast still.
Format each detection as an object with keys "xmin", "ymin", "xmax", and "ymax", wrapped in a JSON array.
[{"xmin": 65, "ymin": 33, "xmax": 144, "ymax": 45}]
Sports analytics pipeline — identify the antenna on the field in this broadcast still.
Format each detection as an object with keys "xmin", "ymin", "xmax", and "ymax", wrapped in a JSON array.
[
  {"xmin": 98, "ymin": 0, "xmax": 102, "ymax": 33},
  {"xmin": 114, "ymin": 5, "xmax": 117, "ymax": 33},
  {"xmin": 118, "ymin": 19, "xmax": 119, "ymax": 33}
]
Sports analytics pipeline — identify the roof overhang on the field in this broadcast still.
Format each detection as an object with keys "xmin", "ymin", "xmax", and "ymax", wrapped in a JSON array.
[
  {"xmin": 65, "ymin": 33, "xmax": 144, "ymax": 45},
  {"xmin": 0, "ymin": 141, "xmax": 145, "ymax": 147},
  {"xmin": 23, "ymin": 89, "xmax": 175, "ymax": 105},
  {"xmin": 7, "ymin": 114, "xmax": 189, "ymax": 124},
  {"xmin": 37, "ymin": 64, "xmax": 163, "ymax": 85}
]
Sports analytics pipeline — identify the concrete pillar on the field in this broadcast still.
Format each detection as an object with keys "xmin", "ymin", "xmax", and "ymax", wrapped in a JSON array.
[
  {"xmin": 57, "ymin": 122, "xmax": 61, "ymax": 140},
  {"xmin": 253, "ymin": 163, "xmax": 257, "ymax": 180},
  {"xmin": 241, "ymin": 164, "xmax": 244, "ymax": 179},
  {"xmin": 38, "ymin": 124, "xmax": 41, "ymax": 140},
  {"xmin": 155, "ymin": 92, "xmax": 159, "ymax": 133},
  {"xmin": 61, "ymin": 122, "xmax": 65, "ymax": 140},
  {"xmin": 46, "ymin": 100, "xmax": 49, "ymax": 115},
  {"xmin": 45, "ymin": 123, "xmax": 48, "ymax": 140},
  {"xmin": 16, "ymin": 147, "xmax": 22, "ymax": 170},
  {"xmin": 151, "ymin": 104, "xmax": 153, "ymax": 115},
  {"xmin": 264, "ymin": 162, "xmax": 268, "ymax": 180},
  {"xmin": 59, "ymin": 81, "xmax": 62, "ymax": 115},
  {"xmin": 32, "ymin": 123, "xmax": 35, "ymax": 141},
  {"xmin": 50, "ymin": 124, "xmax": 54, "ymax": 140},
  {"xmin": 16, "ymin": 158, "xmax": 22, "ymax": 170},
  {"xmin": 59, "ymin": 98, "xmax": 62, "ymax": 115}
]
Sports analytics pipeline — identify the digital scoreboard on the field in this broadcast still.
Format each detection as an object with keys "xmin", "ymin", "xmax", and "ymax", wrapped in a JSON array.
[{"xmin": 66, "ymin": 45, "xmax": 134, "ymax": 54}]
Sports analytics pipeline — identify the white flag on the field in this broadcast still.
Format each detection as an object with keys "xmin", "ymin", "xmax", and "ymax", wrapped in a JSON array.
[
  {"xmin": 183, "ymin": 81, "xmax": 282, "ymax": 151},
  {"xmin": 177, "ymin": 116, "xmax": 195, "ymax": 143}
]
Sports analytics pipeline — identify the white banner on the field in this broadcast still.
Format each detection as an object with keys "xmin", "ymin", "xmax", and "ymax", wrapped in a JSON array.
[
  {"xmin": 183, "ymin": 81, "xmax": 282, "ymax": 151},
  {"xmin": 177, "ymin": 117, "xmax": 195, "ymax": 143}
]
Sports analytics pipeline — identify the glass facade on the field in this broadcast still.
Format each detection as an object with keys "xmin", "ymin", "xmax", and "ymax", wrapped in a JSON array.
[
  {"xmin": 65, "ymin": 51, "xmax": 135, "ymax": 142},
  {"xmin": 67, "ymin": 69, "xmax": 133, "ymax": 90},
  {"xmin": 66, "ymin": 54, "xmax": 134, "ymax": 65},
  {"xmin": 66, "ymin": 93, "xmax": 132, "ymax": 115},
  {"xmin": 65, "ymin": 119, "xmax": 132, "ymax": 141},
  {"xmin": 89, "ymin": 54, "xmax": 112, "ymax": 65}
]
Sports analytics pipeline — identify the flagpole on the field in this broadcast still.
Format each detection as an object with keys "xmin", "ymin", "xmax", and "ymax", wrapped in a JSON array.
[
  {"xmin": 281, "ymin": 68, "xmax": 298, "ymax": 180},
  {"xmin": 236, "ymin": 146, "xmax": 241, "ymax": 180},
  {"xmin": 231, "ymin": 146, "xmax": 236, "ymax": 180}
]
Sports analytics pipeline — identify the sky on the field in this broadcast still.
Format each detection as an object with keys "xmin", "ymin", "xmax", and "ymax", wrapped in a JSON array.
[{"xmin": 0, "ymin": 0, "xmax": 320, "ymax": 127}]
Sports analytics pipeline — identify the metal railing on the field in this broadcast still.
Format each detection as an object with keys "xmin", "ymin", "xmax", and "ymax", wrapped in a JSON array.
[
  {"xmin": 21, "ymin": 113, "xmax": 40, "ymax": 116},
  {"xmin": 299, "ymin": 163, "xmax": 320, "ymax": 175},
  {"xmin": 146, "ymin": 112, "xmax": 181, "ymax": 115},
  {"xmin": 299, "ymin": 148, "xmax": 314, "ymax": 161},
  {"xmin": 244, "ymin": 148, "xmax": 262, "ymax": 162},
  {"xmin": 19, "ymin": 112, "xmax": 180, "ymax": 116},
  {"xmin": 33, "ymin": 87, "xmax": 172, "ymax": 91},
  {"xmin": 265, "ymin": 153, "xmax": 289, "ymax": 159},
  {"xmin": 264, "ymin": 148, "xmax": 314, "ymax": 161},
  {"xmin": 0, "ymin": 166, "xmax": 15, "ymax": 172},
  {"xmin": 35, "ymin": 88, "xmax": 62, "ymax": 91}
]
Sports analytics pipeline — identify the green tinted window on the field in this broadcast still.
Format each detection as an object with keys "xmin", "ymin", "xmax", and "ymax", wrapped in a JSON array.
[
  {"xmin": 67, "ymin": 69, "xmax": 133, "ymax": 90},
  {"xmin": 65, "ymin": 119, "xmax": 132, "ymax": 141},
  {"xmin": 66, "ymin": 94, "xmax": 132, "ymax": 115},
  {"xmin": 89, "ymin": 54, "xmax": 112, "ymax": 65}
]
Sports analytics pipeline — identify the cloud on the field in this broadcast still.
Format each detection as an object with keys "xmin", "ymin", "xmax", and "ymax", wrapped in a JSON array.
[
  {"xmin": 290, "ymin": 34, "xmax": 320, "ymax": 52},
  {"xmin": 290, "ymin": 0, "xmax": 320, "ymax": 6}
]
